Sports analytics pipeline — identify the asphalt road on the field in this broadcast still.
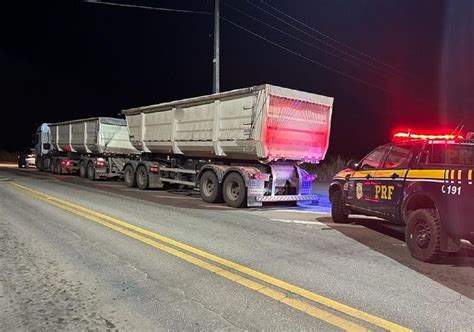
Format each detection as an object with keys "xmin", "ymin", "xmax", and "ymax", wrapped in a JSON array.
[{"xmin": 1, "ymin": 165, "xmax": 473, "ymax": 331}]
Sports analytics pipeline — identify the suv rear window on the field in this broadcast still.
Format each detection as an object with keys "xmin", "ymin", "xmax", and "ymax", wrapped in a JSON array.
[{"xmin": 421, "ymin": 143, "xmax": 474, "ymax": 166}]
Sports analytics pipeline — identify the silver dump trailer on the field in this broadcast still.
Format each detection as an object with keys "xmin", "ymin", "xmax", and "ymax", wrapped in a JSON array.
[
  {"xmin": 34, "ymin": 117, "xmax": 138, "ymax": 179},
  {"xmin": 122, "ymin": 84, "xmax": 333, "ymax": 207}
]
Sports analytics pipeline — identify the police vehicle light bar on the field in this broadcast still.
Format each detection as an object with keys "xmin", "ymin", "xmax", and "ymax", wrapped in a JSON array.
[{"xmin": 393, "ymin": 132, "xmax": 463, "ymax": 140}]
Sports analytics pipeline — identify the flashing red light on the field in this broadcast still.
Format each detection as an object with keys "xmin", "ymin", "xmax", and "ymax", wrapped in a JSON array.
[{"xmin": 393, "ymin": 132, "xmax": 463, "ymax": 141}]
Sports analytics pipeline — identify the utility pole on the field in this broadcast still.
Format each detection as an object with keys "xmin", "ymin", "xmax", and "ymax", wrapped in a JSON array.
[{"xmin": 212, "ymin": 0, "xmax": 220, "ymax": 93}]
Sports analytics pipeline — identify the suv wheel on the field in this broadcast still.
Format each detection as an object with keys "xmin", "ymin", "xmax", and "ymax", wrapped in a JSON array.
[
  {"xmin": 331, "ymin": 190, "xmax": 349, "ymax": 223},
  {"xmin": 405, "ymin": 209, "xmax": 448, "ymax": 263}
]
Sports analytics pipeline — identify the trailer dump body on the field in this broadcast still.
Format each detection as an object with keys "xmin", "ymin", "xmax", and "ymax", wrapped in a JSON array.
[
  {"xmin": 122, "ymin": 85, "xmax": 333, "ymax": 207},
  {"xmin": 50, "ymin": 117, "xmax": 137, "ymax": 155},
  {"xmin": 124, "ymin": 84, "xmax": 333, "ymax": 163},
  {"xmin": 36, "ymin": 117, "xmax": 138, "ymax": 179}
]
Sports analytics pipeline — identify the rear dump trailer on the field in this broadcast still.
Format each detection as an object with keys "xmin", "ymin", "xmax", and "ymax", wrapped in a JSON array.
[
  {"xmin": 34, "ymin": 117, "xmax": 139, "ymax": 180},
  {"xmin": 123, "ymin": 84, "xmax": 334, "ymax": 207}
]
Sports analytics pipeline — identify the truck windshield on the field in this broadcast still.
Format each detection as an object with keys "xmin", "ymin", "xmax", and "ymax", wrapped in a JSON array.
[{"xmin": 422, "ymin": 143, "xmax": 474, "ymax": 166}]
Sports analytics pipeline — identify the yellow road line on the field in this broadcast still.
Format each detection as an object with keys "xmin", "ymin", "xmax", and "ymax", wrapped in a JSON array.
[{"xmin": 12, "ymin": 182, "xmax": 411, "ymax": 332}]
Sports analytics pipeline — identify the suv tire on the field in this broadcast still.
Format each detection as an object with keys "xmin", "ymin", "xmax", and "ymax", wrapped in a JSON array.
[
  {"xmin": 331, "ymin": 190, "xmax": 349, "ymax": 223},
  {"xmin": 405, "ymin": 209, "xmax": 448, "ymax": 263}
]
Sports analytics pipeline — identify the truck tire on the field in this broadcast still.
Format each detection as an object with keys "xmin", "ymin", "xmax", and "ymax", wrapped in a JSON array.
[
  {"xmin": 136, "ymin": 166, "xmax": 149, "ymax": 190},
  {"xmin": 405, "ymin": 209, "xmax": 448, "ymax": 263},
  {"xmin": 51, "ymin": 160, "xmax": 57, "ymax": 174},
  {"xmin": 199, "ymin": 171, "xmax": 223, "ymax": 203},
  {"xmin": 56, "ymin": 162, "xmax": 62, "ymax": 175},
  {"xmin": 79, "ymin": 161, "xmax": 87, "ymax": 178},
  {"xmin": 223, "ymin": 172, "xmax": 247, "ymax": 208},
  {"xmin": 331, "ymin": 190, "xmax": 349, "ymax": 223},
  {"xmin": 36, "ymin": 159, "xmax": 42, "ymax": 171},
  {"xmin": 87, "ymin": 163, "xmax": 96, "ymax": 181},
  {"xmin": 124, "ymin": 165, "xmax": 137, "ymax": 188}
]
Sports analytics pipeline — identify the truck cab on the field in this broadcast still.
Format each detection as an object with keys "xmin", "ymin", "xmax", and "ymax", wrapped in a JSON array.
[
  {"xmin": 33, "ymin": 123, "xmax": 51, "ymax": 170},
  {"xmin": 329, "ymin": 132, "xmax": 474, "ymax": 262}
]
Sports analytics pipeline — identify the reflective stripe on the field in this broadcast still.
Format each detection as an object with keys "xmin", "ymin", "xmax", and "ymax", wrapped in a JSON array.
[{"xmin": 406, "ymin": 169, "xmax": 446, "ymax": 180}]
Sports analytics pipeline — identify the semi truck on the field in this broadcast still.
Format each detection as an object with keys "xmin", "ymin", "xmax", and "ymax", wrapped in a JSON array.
[
  {"xmin": 121, "ymin": 84, "xmax": 334, "ymax": 207},
  {"xmin": 33, "ymin": 117, "xmax": 139, "ymax": 180}
]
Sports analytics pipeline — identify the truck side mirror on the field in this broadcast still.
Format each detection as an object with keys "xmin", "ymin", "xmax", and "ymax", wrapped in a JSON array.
[
  {"xmin": 346, "ymin": 159, "xmax": 359, "ymax": 170},
  {"xmin": 43, "ymin": 143, "xmax": 51, "ymax": 150}
]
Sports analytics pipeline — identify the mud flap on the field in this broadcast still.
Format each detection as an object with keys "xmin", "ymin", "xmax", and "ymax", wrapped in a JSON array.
[
  {"xmin": 247, "ymin": 179, "xmax": 264, "ymax": 207},
  {"xmin": 440, "ymin": 229, "xmax": 461, "ymax": 253},
  {"xmin": 148, "ymin": 172, "xmax": 163, "ymax": 189}
]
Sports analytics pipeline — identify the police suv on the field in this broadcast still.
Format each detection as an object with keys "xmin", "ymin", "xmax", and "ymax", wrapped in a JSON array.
[{"xmin": 329, "ymin": 132, "xmax": 474, "ymax": 262}]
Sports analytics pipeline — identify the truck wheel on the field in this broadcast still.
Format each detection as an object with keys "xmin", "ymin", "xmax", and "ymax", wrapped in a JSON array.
[
  {"xmin": 136, "ymin": 166, "xmax": 149, "ymax": 190},
  {"xmin": 223, "ymin": 172, "xmax": 247, "ymax": 208},
  {"xmin": 56, "ymin": 162, "xmax": 62, "ymax": 175},
  {"xmin": 51, "ymin": 160, "xmax": 57, "ymax": 174},
  {"xmin": 405, "ymin": 209, "xmax": 448, "ymax": 263},
  {"xmin": 199, "ymin": 171, "xmax": 223, "ymax": 203},
  {"xmin": 87, "ymin": 163, "xmax": 96, "ymax": 181},
  {"xmin": 331, "ymin": 190, "xmax": 349, "ymax": 223},
  {"xmin": 124, "ymin": 165, "xmax": 137, "ymax": 188},
  {"xmin": 79, "ymin": 162, "xmax": 87, "ymax": 178}
]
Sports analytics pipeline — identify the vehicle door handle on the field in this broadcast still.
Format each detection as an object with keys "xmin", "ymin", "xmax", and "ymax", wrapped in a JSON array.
[
  {"xmin": 366, "ymin": 174, "xmax": 372, "ymax": 179},
  {"xmin": 391, "ymin": 173, "xmax": 400, "ymax": 179}
]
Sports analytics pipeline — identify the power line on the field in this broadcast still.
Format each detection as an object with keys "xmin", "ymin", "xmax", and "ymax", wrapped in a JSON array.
[
  {"xmin": 260, "ymin": 0, "xmax": 412, "ymax": 78},
  {"xmin": 222, "ymin": 1, "xmax": 394, "ymax": 80},
  {"xmin": 84, "ymin": 0, "xmax": 391, "ymax": 93},
  {"xmin": 83, "ymin": 0, "xmax": 211, "ymax": 15},
  {"xmin": 221, "ymin": 16, "xmax": 391, "ymax": 94},
  {"xmin": 247, "ymin": 1, "xmax": 406, "ymax": 79}
]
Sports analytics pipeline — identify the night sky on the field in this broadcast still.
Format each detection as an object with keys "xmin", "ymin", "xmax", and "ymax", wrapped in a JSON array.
[{"xmin": 2, "ymin": 0, "xmax": 472, "ymax": 159}]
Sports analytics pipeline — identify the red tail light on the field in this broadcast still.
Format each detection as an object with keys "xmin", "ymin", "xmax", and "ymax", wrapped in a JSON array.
[
  {"xmin": 60, "ymin": 159, "xmax": 73, "ymax": 167},
  {"xmin": 95, "ymin": 158, "xmax": 106, "ymax": 168},
  {"xmin": 252, "ymin": 173, "xmax": 269, "ymax": 181},
  {"xmin": 150, "ymin": 165, "xmax": 159, "ymax": 174}
]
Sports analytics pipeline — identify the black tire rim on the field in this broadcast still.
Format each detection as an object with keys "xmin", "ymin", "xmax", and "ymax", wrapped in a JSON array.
[
  {"xmin": 226, "ymin": 180, "xmax": 240, "ymax": 201},
  {"xmin": 202, "ymin": 178, "xmax": 214, "ymax": 197},
  {"xmin": 413, "ymin": 219, "xmax": 431, "ymax": 249}
]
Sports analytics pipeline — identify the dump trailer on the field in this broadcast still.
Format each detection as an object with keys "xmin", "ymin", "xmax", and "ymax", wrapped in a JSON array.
[
  {"xmin": 122, "ymin": 84, "xmax": 333, "ymax": 207},
  {"xmin": 34, "ymin": 117, "xmax": 139, "ymax": 180}
]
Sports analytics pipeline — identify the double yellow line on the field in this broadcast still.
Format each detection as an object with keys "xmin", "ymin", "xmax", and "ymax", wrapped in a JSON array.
[{"xmin": 12, "ymin": 182, "xmax": 410, "ymax": 332}]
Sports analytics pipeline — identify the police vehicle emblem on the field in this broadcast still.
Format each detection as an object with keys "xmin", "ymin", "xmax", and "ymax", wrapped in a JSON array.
[{"xmin": 356, "ymin": 182, "xmax": 363, "ymax": 200}]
